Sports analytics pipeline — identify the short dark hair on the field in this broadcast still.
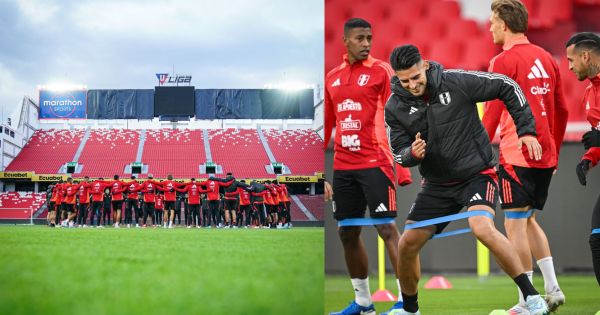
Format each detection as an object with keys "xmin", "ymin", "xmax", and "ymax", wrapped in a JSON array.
[
  {"xmin": 491, "ymin": 0, "xmax": 528, "ymax": 34},
  {"xmin": 84, "ymin": 176, "xmax": 89, "ymax": 179},
  {"xmin": 566, "ymin": 32, "xmax": 600, "ymax": 55},
  {"xmin": 390, "ymin": 44, "xmax": 423, "ymax": 71},
  {"xmin": 99, "ymin": 177, "xmax": 104, "ymax": 180},
  {"xmin": 191, "ymin": 177, "xmax": 196, "ymax": 181},
  {"xmin": 131, "ymin": 175, "xmax": 136, "ymax": 179},
  {"xmin": 114, "ymin": 175, "xmax": 119, "ymax": 180},
  {"xmin": 344, "ymin": 18, "xmax": 371, "ymax": 36}
]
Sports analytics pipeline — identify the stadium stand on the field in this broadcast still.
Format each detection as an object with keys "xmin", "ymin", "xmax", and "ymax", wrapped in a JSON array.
[
  {"xmin": 142, "ymin": 129, "xmax": 205, "ymax": 178},
  {"xmin": 78, "ymin": 129, "xmax": 140, "ymax": 178},
  {"xmin": 0, "ymin": 192, "xmax": 46, "ymax": 219},
  {"xmin": 294, "ymin": 194, "xmax": 324, "ymax": 221},
  {"xmin": 263, "ymin": 129, "xmax": 324, "ymax": 175},
  {"xmin": 5, "ymin": 129, "xmax": 84, "ymax": 173},
  {"xmin": 6, "ymin": 128, "xmax": 323, "ymax": 179},
  {"xmin": 208, "ymin": 129, "xmax": 271, "ymax": 178}
]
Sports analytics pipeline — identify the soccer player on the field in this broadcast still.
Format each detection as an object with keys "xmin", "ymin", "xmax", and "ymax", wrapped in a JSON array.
[
  {"xmin": 124, "ymin": 176, "xmax": 142, "ymax": 228},
  {"xmin": 89, "ymin": 178, "xmax": 111, "ymax": 227},
  {"xmin": 274, "ymin": 181, "xmax": 291, "ymax": 228},
  {"xmin": 204, "ymin": 175, "xmax": 234, "ymax": 228},
  {"xmin": 53, "ymin": 181, "xmax": 64, "ymax": 226},
  {"xmin": 385, "ymin": 44, "xmax": 548, "ymax": 315},
  {"xmin": 325, "ymin": 18, "xmax": 412, "ymax": 315},
  {"xmin": 222, "ymin": 173, "xmax": 250, "ymax": 228},
  {"xmin": 155, "ymin": 190, "xmax": 164, "ymax": 225},
  {"xmin": 75, "ymin": 176, "xmax": 93, "ymax": 227},
  {"xmin": 107, "ymin": 175, "xmax": 128, "ymax": 228},
  {"xmin": 482, "ymin": 0, "xmax": 568, "ymax": 310},
  {"xmin": 249, "ymin": 180, "xmax": 268, "ymax": 228},
  {"xmin": 175, "ymin": 178, "xmax": 209, "ymax": 228},
  {"xmin": 157, "ymin": 174, "xmax": 186, "ymax": 229},
  {"xmin": 49, "ymin": 181, "xmax": 62, "ymax": 227},
  {"xmin": 201, "ymin": 194, "xmax": 210, "ymax": 227},
  {"xmin": 62, "ymin": 177, "xmax": 78, "ymax": 227},
  {"xmin": 102, "ymin": 189, "xmax": 111, "ymax": 226},
  {"xmin": 565, "ymin": 32, "xmax": 600, "ymax": 285},
  {"xmin": 139, "ymin": 174, "xmax": 161, "ymax": 227}
]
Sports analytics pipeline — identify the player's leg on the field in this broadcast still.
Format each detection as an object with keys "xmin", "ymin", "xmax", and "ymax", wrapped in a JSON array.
[
  {"xmin": 396, "ymin": 227, "xmax": 433, "ymax": 314},
  {"xmin": 465, "ymin": 175, "xmax": 548, "ymax": 314},
  {"xmin": 330, "ymin": 169, "xmax": 377, "ymax": 315},
  {"xmin": 590, "ymin": 193, "xmax": 600, "ymax": 285},
  {"xmin": 169, "ymin": 209, "xmax": 174, "ymax": 228}
]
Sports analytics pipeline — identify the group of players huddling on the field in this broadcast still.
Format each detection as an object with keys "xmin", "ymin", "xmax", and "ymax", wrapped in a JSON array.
[{"xmin": 44, "ymin": 172, "xmax": 292, "ymax": 229}]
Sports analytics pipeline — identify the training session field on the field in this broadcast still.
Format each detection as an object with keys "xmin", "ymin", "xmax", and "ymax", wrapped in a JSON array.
[
  {"xmin": 326, "ymin": 275, "xmax": 599, "ymax": 315},
  {"xmin": 0, "ymin": 226, "xmax": 323, "ymax": 315}
]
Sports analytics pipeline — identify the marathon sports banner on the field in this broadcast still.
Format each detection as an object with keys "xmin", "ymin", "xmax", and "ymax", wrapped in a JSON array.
[
  {"xmin": 32, "ymin": 174, "xmax": 68, "ymax": 182},
  {"xmin": 0, "ymin": 172, "xmax": 33, "ymax": 179},
  {"xmin": 39, "ymin": 89, "xmax": 87, "ymax": 119},
  {"xmin": 277, "ymin": 175, "xmax": 318, "ymax": 183}
]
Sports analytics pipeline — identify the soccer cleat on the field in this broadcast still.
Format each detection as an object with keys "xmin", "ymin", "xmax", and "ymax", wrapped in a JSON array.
[
  {"xmin": 329, "ymin": 301, "xmax": 376, "ymax": 315},
  {"xmin": 507, "ymin": 303, "xmax": 529, "ymax": 315},
  {"xmin": 380, "ymin": 301, "xmax": 404, "ymax": 315},
  {"xmin": 525, "ymin": 295, "xmax": 549, "ymax": 315},
  {"xmin": 383, "ymin": 308, "xmax": 420, "ymax": 315},
  {"xmin": 544, "ymin": 289, "xmax": 565, "ymax": 312}
]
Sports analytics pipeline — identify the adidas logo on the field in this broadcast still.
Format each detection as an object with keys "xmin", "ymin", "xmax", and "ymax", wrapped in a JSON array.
[
  {"xmin": 527, "ymin": 59, "xmax": 549, "ymax": 79},
  {"xmin": 331, "ymin": 78, "xmax": 340, "ymax": 87},
  {"xmin": 374, "ymin": 203, "xmax": 388, "ymax": 213},
  {"xmin": 469, "ymin": 193, "xmax": 483, "ymax": 202},
  {"xmin": 409, "ymin": 106, "xmax": 418, "ymax": 115}
]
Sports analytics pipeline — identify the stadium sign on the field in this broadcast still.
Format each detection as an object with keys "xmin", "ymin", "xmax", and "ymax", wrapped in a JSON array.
[
  {"xmin": 39, "ymin": 89, "xmax": 87, "ymax": 119},
  {"xmin": 32, "ymin": 174, "xmax": 68, "ymax": 182},
  {"xmin": 277, "ymin": 175, "xmax": 318, "ymax": 183},
  {"xmin": 0, "ymin": 172, "xmax": 33, "ymax": 179},
  {"xmin": 155, "ymin": 73, "xmax": 192, "ymax": 86}
]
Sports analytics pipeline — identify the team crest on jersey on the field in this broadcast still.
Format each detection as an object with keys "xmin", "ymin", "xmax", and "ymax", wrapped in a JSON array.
[
  {"xmin": 357, "ymin": 74, "xmax": 370, "ymax": 86},
  {"xmin": 439, "ymin": 92, "xmax": 451, "ymax": 105}
]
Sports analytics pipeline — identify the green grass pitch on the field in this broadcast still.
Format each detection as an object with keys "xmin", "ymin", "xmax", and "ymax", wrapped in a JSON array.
[
  {"xmin": 0, "ymin": 226, "xmax": 323, "ymax": 315},
  {"xmin": 326, "ymin": 275, "xmax": 599, "ymax": 314}
]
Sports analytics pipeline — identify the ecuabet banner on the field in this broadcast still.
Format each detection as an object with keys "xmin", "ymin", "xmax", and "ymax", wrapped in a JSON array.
[{"xmin": 39, "ymin": 89, "xmax": 87, "ymax": 119}]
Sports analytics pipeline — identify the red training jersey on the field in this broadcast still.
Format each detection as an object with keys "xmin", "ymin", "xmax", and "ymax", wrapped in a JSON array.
[
  {"xmin": 325, "ymin": 54, "xmax": 393, "ymax": 170},
  {"xmin": 483, "ymin": 36, "xmax": 569, "ymax": 168},
  {"xmin": 238, "ymin": 187, "xmax": 251, "ymax": 206},
  {"xmin": 140, "ymin": 180, "xmax": 160, "ymax": 203},
  {"xmin": 175, "ymin": 183, "xmax": 209, "ymax": 205},
  {"xmin": 582, "ymin": 74, "xmax": 600, "ymax": 166},
  {"xmin": 202, "ymin": 178, "xmax": 234, "ymax": 201},
  {"xmin": 155, "ymin": 195, "xmax": 164, "ymax": 209},
  {"xmin": 109, "ymin": 181, "xmax": 127, "ymax": 201},
  {"xmin": 63, "ymin": 183, "xmax": 78, "ymax": 205},
  {"xmin": 90, "ymin": 181, "xmax": 111, "ymax": 202},
  {"xmin": 76, "ymin": 182, "xmax": 92, "ymax": 204}
]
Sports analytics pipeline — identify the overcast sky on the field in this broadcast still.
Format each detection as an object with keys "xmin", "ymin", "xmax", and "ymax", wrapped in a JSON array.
[{"xmin": 0, "ymin": 0, "xmax": 323, "ymax": 117}]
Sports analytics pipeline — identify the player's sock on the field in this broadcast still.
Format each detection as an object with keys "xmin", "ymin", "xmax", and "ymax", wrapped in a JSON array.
[
  {"xmin": 536, "ymin": 257, "xmax": 559, "ymax": 293},
  {"xmin": 590, "ymin": 233, "xmax": 600, "ymax": 285},
  {"xmin": 350, "ymin": 277, "xmax": 371, "ymax": 307},
  {"xmin": 401, "ymin": 292, "xmax": 418, "ymax": 313},
  {"xmin": 514, "ymin": 273, "xmax": 538, "ymax": 301},
  {"xmin": 396, "ymin": 279, "xmax": 403, "ymax": 302},
  {"xmin": 517, "ymin": 271, "xmax": 533, "ymax": 305}
]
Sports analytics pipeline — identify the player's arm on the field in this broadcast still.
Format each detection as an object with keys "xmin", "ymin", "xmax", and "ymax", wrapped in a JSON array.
[
  {"xmin": 384, "ymin": 102, "xmax": 423, "ymax": 167},
  {"xmin": 455, "ymin": 70, "xmax": 541, "ymax": 160},
  {"xmin": 552, "ymin": 63, "xmax": 569, "ymax": 158},
  {"xmin": 324, "ymin": 75, "xmax": 335, "ymax": 148},
  {"xmin": 174, "ymin": 185, "xmax": 189, "ymax": 193}
]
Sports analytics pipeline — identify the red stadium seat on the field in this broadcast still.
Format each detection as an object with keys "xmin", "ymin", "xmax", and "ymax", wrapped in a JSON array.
[
  {"xmin": 445, "ymin": 19, "xmax": 482, "ymax": 41},
  {"xmin": 427, "ymin": 0, "xmax": 461, "ymax": 21},
  {"xmin": 428, "ymin": 38, "xmax": 465, "ymax": 69}
]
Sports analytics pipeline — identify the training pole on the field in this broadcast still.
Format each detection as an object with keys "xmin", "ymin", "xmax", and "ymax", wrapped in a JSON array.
[{"xmin": 371, "ymin": 236, "xmax": 397, "ymax": 301}]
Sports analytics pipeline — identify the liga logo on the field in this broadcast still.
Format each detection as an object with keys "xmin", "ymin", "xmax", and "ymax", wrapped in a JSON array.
[
  {"xmin": 156, "ymin": 73, "xmax": 192, "ymax": 85},
  {"xmin": 39, "ymin": 90, "xmax": 86, "ymax": 119}
]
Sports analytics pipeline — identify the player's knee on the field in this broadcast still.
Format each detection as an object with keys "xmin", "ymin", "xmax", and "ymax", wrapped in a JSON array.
[
  {"xmin": 376, "ymin": 224, "xmax": 399, "ymax": 241},
  {"xmin": 338, "ymin": 227, "xmax": 361, "ymax": 245},
  {"xmin": 469, "ymin": 218, "xmax": 494, "ymax": 237},
  {"xmin": 590, "ymin": 233, "xmax": 600, "ymax": 253}
]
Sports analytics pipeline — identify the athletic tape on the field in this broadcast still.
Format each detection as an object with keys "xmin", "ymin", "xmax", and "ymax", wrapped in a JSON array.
[
  {"xmin": 504, "ymin": 209, "xmax": 534, "ymax": 219},
  {"xmin": 405, "ymin": 210, "xmax": 494, "ymax": 240},
  {"xmin": 337, "ymin": 217, "xmax": 395, "ymax": 227}
]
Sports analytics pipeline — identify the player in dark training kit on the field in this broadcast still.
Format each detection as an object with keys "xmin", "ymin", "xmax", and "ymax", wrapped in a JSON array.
[{"xmin": 385, "ymin": 44, "xmax": 548, "ymax": 315}]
